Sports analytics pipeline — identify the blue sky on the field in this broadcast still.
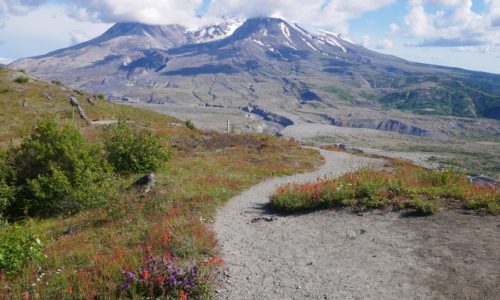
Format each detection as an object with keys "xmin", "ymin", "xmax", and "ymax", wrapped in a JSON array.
[{"xmin": 0, "ymin": 0, "xmax": 499, "ymax": 74}]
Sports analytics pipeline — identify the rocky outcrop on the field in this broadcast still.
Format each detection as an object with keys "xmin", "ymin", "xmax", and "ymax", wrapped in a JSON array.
[
  {"xmin": 243, "ymin": 106, "xmax": 294, "ymax": 127},
  {"xmin": 326, "ymin": 116, "xmax": 432, "ymax": 137},
  {"xmin": 376, "ymin": 119, "xmax": 431, "ymax": 137},
  {"xmin": 467, "ymin": 175, "xmax": 499, "ymax": 187}
]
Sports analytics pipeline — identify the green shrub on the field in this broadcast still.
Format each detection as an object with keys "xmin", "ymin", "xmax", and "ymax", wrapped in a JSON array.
[
  {"xmin": 96, "ymin": 93, "xmax": 105, "ymax": 100},
  {"xmin": 105, "ymin": 120, "xmax": 171, "ymax": 174},
  {"xmin": 8, "ymin": 118, "xmax": 111, "ymax": 217},
  {"xmin": 185, "ymin": 120, "xmax": 196, "ymax": 130},
  {"xmin": 14, "ymin": 76, "xmax": 29, "ymax": 84},
  {"xmin": 422, "ymin": 168, "xmax": 462, "ymax": 187},
  {"xmin": 271, "ymin": 167, "xmax": 498, "ymax": 215},
  {"xmin": 0, "ymin": 224, "xmax": 45, "ymax": 276},
  {"xmin": 52, "ymin": 80, "xmax": 62, "ymax": 86},
  {"xmin": 0, "ymin": 151, "xmax": 15, "ymax": 219},
  {"xmin": 0, "ymin": 87, "xmax": 12, "ymax": 94}
]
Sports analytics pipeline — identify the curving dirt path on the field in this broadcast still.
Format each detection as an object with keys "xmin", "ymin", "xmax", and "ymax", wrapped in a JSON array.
[{"xmin": 214, "ymin": 149, "xmax": 500, "ymax": 300}]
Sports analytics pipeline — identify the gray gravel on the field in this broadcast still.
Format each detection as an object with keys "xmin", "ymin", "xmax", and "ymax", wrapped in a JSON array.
[{"xmin": 214, "ymin": 149, "xmax": 500, "ymax": 300}]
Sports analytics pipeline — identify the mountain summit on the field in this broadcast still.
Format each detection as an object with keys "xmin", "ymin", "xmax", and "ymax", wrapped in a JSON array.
[{"xmin": 11, "ymin": 17, "xmax": 500, "ymax": 136}]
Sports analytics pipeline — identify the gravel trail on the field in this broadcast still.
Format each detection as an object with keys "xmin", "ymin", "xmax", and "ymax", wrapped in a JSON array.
[{"xmin": 214, "ymin": 149, "xmax": 500, "ymax": 300}]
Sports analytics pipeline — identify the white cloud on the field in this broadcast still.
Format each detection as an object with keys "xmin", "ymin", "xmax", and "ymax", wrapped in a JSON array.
[
  {"xmin": 0, "ymin": 4, "xmax": 110, "ymax": 59},
  {"xmin": 401, "ymin": 0, "xmax": 500, "ymax": 47},
  {"xmin": 376, "ymin": 38, "xmax": 394, "ymax": 49},
  {"xmin": 360, "ymin": 35, "xmax": 371, "ymax": 47},
  {"xmin": 389, "ymin": 23, "xmax": 400, "ymax": 34},
  {"xmin": 69, "ymin": 30, "xmax": 90, "ymax": 45},
  {"xmin": 0, "ymin": 56, "xmax": 13, "ymax": 64},
  {"xmin": 59, "ymin": 0, "xmax": 398, "ymax": 33},
  {"xmin": 2, "ymin": 1, "xmax": 399, "ymax": 34},
  {"xmin": 207, "ymin": 0, "xmax": 396, "ymax": 33},
  {"xmin": 456, "ymin": 45, "xmax": 496, "ymax": 53},
  {"xmin": 67, "ymin": 0, "xmax": 204, "ymax": 27},
  {"xmin": 0, "ymin": 0, "xmax": 46, "ymax": 27}
]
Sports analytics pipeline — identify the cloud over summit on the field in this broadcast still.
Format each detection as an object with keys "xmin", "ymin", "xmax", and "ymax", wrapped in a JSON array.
[{"xmin": 47, "ymin": 0, "xmax": 396, "ymax": 33}]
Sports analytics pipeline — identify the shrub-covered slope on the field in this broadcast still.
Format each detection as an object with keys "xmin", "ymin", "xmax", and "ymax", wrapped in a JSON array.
[{"xmin": 0, "ymin": 67, "xmax": 322, "ymax": 298}]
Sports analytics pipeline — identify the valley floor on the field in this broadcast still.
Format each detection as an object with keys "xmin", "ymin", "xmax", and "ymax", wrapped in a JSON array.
[
  {"xmin": 129, "ymin": 103, "xmax": 500, "ymax": 179},
  {"xmin": 214, "ymin": 150, "xmax": 500, "ymax": 300}
]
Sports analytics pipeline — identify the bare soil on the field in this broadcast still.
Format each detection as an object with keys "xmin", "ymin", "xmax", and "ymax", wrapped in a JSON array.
[{"xmin": 214, "ymin": 150, "xmax": 500, "ymax": 299}]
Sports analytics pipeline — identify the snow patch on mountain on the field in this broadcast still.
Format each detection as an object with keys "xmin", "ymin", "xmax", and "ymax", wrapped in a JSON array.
[{"xmin": 188, "ymin": 19, "xmax": 243, "ymax": 43}]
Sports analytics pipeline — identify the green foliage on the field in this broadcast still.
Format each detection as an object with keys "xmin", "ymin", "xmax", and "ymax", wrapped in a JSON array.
[
  {"xmin": 96, "ymin": 93, "xmax": 105, "ymax": 100},
  {"xmin": 421, "ymin": 168, "xmax": 463, "ymax": 187},
  {"xmin": 105, "ymin": 120, "xmax": 171, "ymax": 174},
  {"xmin": 14, "ymin": 76, "xmax": 29, "ymax": 84},
  {"xmin": 0, "ymin": 87, "xmax": 12, "ymax": 94},
  {"xmin": 271, "ymin": 166, "xmax": 498, "ymax": 215},
  {"xmin": 0, "ymin": 151, "xmax": 14, "ymax": 219},
  {"xmin": 400, "ymin": 196, "xmax": 441, "ymax": 216},
  {"xmin": 0, "ymin": 224, "xmax": 45, "ymax": 276},
  {"xmin": 185, "ymin": 120, "xmax": 196, "ymax": 130},
  {"xmin": 323, "ymin": 86, "xmax": 353, "ymax": 102},
  {"xmin": 8, "ymin": 118, "xmax": 111, "ymax": 217},
  {"xmin": 51, "ymin": 80, "xmax": 62, "ymax": 86}
]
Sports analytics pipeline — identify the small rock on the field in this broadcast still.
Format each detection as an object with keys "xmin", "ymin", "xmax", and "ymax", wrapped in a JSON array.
[
  {"xmin": 69, "ymin": 96, "xmax": 79, "ymax": 107},
  {"xmin": 42, "ymin": 92, "xmax": 52, "ymax": 100},
  {"xmin": 306, "ymin": 262, "xmax": 313, "ymax": 266},
  {"xmin": 250, "ymin": 217, "xmax": 276, "ymax": 223},
  {"xmin": 130, "ymin": 173, "xmax": 156, "ymax": 193},
  {"xmin": 62, "ymin": 227, "xmax": 75, "ymax": 237}
]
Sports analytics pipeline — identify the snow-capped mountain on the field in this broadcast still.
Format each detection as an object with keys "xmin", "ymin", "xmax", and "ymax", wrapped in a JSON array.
[{"xmin": 10, "ymin": 17, "xmax": 500, "ymax": 134}]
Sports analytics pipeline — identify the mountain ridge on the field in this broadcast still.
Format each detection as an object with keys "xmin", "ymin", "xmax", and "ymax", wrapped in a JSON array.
[{"xmin": 10, "ymin": 17, "xmax": 500, "ymax": 136}]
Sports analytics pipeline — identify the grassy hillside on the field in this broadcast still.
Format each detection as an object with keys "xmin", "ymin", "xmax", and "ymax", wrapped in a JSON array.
[
  {"xmin": 319, "ymin": 54, "xmax": 500, "ymax": 120},
  {"xmin": 0, "ymin": 68, "xmax": 182, "ymax": 144},
  {"xmin": 0, "ymin": 67, "xmax": 323, "ymax": 298}
]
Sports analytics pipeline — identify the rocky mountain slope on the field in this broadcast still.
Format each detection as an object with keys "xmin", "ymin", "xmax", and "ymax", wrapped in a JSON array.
[{"xmin": 11, "ymin": 17, "xmax": 500, "ymax": 137}]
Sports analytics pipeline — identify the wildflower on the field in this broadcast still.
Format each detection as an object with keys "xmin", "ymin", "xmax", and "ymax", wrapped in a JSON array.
[
  {"xmin": 22, "ymin": 291, "xmax": 29, "ymax": 299},
  {"xmin": 179, "ymin": 290, "xmax": 188, "ymax": 300},
  {"xmin": 161, "ymin": 233, "xmax": 170, "ymax": 244},
  {"xmin": 141, "ymin": 269, "xmax": 151, "ymax": 281}
]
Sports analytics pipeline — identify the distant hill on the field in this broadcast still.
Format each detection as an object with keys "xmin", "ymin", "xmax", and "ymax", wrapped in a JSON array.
[{"xmin": 10, "ymin": 17, "xmax": 500, "ymax": 137}]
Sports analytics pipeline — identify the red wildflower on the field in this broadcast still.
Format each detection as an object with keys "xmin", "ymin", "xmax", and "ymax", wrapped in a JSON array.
[
  {"xmin": 161, "ymin": 233, "xmax": 170, "ymax": 244},
  {"xmin": 141, "ymin": 269, "xmax": 151, "ymax": 280},
  {"xmin": 179, "ymin": 290, "xmax": 188, "ymax": 300},
  {"xmin": 22, "ymin": 291, "xmax": 29, "ymax": 299}
]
